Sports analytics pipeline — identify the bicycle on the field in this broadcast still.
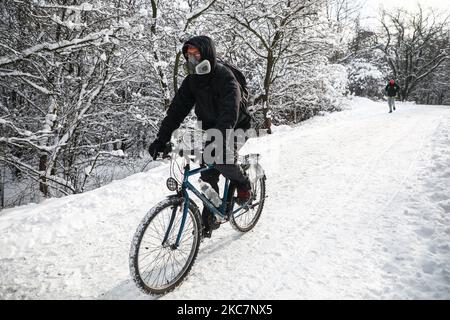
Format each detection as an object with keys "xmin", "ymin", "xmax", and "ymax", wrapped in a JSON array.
[{"xmin": 129, "ymin": 131, "xmax": 266, "ymax": 295}]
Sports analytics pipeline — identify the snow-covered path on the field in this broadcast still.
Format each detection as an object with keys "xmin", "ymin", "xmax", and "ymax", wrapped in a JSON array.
[{"xmin": 1, "ymin": 97, "xmax": 449, "ymax": 299}]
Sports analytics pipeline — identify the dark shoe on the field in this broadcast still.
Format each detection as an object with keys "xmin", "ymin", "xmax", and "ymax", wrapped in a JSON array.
[
  {"xmin": 389, "ymin": 110, "xmax": 392, "ymax": 113},
  {"xmin": 393, "ymin": 106, "xmax": 396, "ymax": 110},
  {"xmin": 201, "ymin": 213, "xmax": 220, "ymax": 239},
  {"xmin": 201, "ymin": 208, "xmax": 212, "ymax": 238},
  {"xmin": 210, "ymin": 215, "xmax": 221, "ymax": 230},
  {"xmin": 202, "ymin": 227, "xmax": 212, "ymax": 238}
]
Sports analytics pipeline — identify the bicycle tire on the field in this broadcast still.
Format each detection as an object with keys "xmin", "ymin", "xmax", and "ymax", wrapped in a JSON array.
[
  {"xmin": 129, "ymin": 196, "xmax": 202, "ymax": 295},
  {"xmin": 230, "ymin": 175, "xmax": 266, "ymax": 232}
]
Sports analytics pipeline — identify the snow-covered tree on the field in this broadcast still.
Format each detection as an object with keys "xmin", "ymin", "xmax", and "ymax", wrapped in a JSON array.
[
  {"xmin": 0, "ymin": 1, "xmax": 157, "ymax": 198},
  {"xmin": 379, "ymin": 6, "xmax": 450, "ymax": 100},
  {"xmin": 220, "ymin": 0, "xmax": 345, "ymax": 132},
  {"xmin": 346, "ymin": 58, "xmax": 384, "ymax": 97},
  {"xmin": 410, "ymin": 59, "xmax": 450, "ymax": 105},
  {"xmin": 0, "ymin": 0, "xmax": 357, "ymax": 207}
]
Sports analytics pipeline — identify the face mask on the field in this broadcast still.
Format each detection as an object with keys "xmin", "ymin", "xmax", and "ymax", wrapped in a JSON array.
[
  {"xmin": 194, "ymin": 60, "xmax": 211, "ymax": 75},
  {"xmin": 185, "ymin": 54, "xmax": 198, "ymax": 75},
  {"xmin": 185, "ymin": 54, "xmax": 211, "ymax": 75}
]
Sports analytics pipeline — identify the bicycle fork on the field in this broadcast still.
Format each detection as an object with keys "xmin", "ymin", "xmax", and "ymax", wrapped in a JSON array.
[{"xmin": 161, "ymin": 195, "xmax": 190, "ymax": 250}]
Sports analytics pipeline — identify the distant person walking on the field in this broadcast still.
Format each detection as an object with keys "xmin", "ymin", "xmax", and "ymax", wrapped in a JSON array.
[{"xmin": 385, "ymin": 79, "xmax": 400, "ymax": 113}]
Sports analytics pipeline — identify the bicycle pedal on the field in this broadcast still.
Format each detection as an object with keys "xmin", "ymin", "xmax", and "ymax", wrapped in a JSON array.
[
  {"xmin": 202, "ymin": 228, "xmax": 212, "ymax": 239},
  {"xmin": 211, "ymin": 222, "xmax": 221, "ymax": 230}
]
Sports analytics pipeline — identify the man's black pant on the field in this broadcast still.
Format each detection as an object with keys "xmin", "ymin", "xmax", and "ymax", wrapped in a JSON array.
[
  {"xmin": 200, "ymin": 138, "xmax": 250, "ymax": 231},
  {"xmin": 200, "ymin": 164, "xmax": 249, "ymax": 231},
  {"xmin": 200, "ymin": 164, "xmax": 249, "ymax": 193}
]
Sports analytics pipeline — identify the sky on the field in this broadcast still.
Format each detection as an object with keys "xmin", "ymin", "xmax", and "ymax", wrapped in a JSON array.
[{"xmin": 359, "ymin": 0, "xmax": 450, "ymax": 28}]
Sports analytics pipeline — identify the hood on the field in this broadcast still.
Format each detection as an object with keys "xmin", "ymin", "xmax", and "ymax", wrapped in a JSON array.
[{"xmin": 182, "ymin": 36, "xmax": 217, "ymax": 72}]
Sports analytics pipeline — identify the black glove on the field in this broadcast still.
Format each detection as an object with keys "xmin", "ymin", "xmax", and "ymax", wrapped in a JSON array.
[
  {"xmin": 148, "ymin": 139, "xmax": 172, "ymax": 160},
  {"xmin": 148, "ymin": 139, "xmax": 165, "ymax": 160}
]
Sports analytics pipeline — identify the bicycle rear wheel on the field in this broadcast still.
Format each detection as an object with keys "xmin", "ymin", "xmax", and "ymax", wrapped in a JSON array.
[
  {"xmin": 129, "ymin": 197, "xmax": 201, "ymax": 295},
  {"xmin": 230, "ymin": 175, "xmax": 266, "ymax": 232}
]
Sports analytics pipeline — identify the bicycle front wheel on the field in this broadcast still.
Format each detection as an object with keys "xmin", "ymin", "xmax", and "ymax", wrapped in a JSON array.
[{"xmin": 129, "ymin": 197, "xmax": 201, "ymax": 295}]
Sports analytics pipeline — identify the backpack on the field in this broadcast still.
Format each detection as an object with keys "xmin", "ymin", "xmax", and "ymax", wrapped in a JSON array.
[{"xmin": 218, "ymin": 58, "xmax": 253, "ymax": 129}]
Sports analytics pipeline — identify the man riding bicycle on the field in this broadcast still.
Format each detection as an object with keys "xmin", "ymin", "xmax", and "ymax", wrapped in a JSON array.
[{"xmin": 148, "ymin": 35, "xmax": 252, "ymax": 238}]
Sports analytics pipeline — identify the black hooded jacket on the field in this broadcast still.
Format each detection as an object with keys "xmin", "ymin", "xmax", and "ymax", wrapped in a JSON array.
[
  {"xmin": 157, "ymin": 36, "xmax": 250, "ymax": 144},
  {"xmin": 385, "ymin": 83, "xmax": 400, "ymax": 97}
]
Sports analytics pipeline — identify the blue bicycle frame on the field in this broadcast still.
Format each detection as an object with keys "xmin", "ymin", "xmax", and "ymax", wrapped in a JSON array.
[{"xmin": 164, "ymin": 163, "xmax": 246, "ymax": 248}]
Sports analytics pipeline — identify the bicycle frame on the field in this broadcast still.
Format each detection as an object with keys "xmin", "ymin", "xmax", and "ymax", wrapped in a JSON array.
[{"xmin": 165, "ymin": 163, "xmax": 243, "ymax": 248}]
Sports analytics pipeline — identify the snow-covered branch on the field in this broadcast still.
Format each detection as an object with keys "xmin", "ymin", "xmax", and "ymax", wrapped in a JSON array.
[{"xmin": 0, "ymin": 28, "xmax": 116, "ymax": 67}]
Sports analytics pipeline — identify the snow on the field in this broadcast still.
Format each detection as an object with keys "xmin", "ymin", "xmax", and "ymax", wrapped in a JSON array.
[
  {"xmin": 79, "ymin": 3, "xmax": 93, "ymax": 11},
  {"xmin": 0, "ymin": 28, "xmax": 114, "ymax": 66},
  {"xmin": 154, "ymin": 60, "xmax": 169, "ymax": 69},
  {"xmin": 139, "ymin": 8, "xmax": 148, "ymax": 17},
  {"xmin": 45, "ymin": 114, "xmax": 57, "ymax": 124},
  {"xmin": 185, "ymin": 1, "xmax": 213, "ymax": 20},
  {"xmin": 349, "ymin": 61, "xmax": 383, "ymax": 81},
  {"xmin": 122, "ymin": 21, "xmax": 131, "ymax": 30},
  {"xmin": 270, "ymin": 124, "xmax": 292, "ymax": 133},
  {"xmin": 110, "ymin": 150, "xmax": 125, "ymax": 157},
  {"xmin": 84, "ymin": 166, "xmax": 92, "ymax": 176},
  {"xmin": 1, "ymin": 97, "xmax": 450, "ymax": 299}
]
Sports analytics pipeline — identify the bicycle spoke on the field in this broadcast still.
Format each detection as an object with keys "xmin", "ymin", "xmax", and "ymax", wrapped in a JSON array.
[
  {"xmin": 232, "ymin": 177, "xmax": 264, "ymax": 230},
  {"xmin": 141, "ymin": 248, "xmax": 169, "ymax": 277},
  {"xmin": 141, "ymin": 232, "xmax": 164, "ymax": 244},
  {"xmin": 149, "ymin": 216, "xmax": 165, "ymax": 240},
  {"xmin": 141, "ymin": 248, "xmax": 167, "ymax": 284},
  {"xmin": 171, "ymin": 250, "xmax": 186, "ymax": 270},
  {"xmin": 161, "ymin": 252, "xmax": 171, "ymax": 286},
  {"xmin": 138, "ymin": 245, "xmax": 164, "ymax": 261},
  {"xmin": 168, "ymin": 252, "xmax": 177, "ymax": 281},
  {"xmin": 149, "ymin": 248, "xmax": 173, "ymax": 287},
  {"xmin": 159, "ymin": 250, "xmax": 174, "ymax": 287},
  {"xmin": 134, "ymin": 201, "xmax": 200, "ymax": 292},
  {"xmin": 155, "ymin": 212, "xmax": 166, "ymax": 239}
]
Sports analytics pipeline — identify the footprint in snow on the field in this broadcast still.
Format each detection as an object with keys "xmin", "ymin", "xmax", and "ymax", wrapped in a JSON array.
[
  {"xmin": 422, "ymin": 261, "xmax": 437, "ymax": 274},
  {"xmin": 438, "ymin": 202, "xmax": 450, "ymax": 213},
  {"xmin": 429, "ymin": 193, "xmax": 447, "ymax": 202},
  {"xmin": 382, "ymin": 263, "xmax": 400, "ymax": 274},
  {"xmin": 415, "ymin": 227, "xmax": 435, "ymax": 238}
]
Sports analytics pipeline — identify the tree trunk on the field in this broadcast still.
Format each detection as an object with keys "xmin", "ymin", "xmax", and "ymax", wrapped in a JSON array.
[
  {"xmin": 153, "ymin": 50, "xmax": 171, "ymax": 109},
  {"xmin": 438, "ymin": 92, "xmax": 444, "ymax": 105},
  {"xmin": 262, "ymin": 53, "xmax": 274, "ymax": 134},
  {"xmin": 262, "ymin": 96, "xmax": 272, "ymax": 134},
  {"xmin": 0, "ymin": 164, "xmax": 5, "ymax": 209},
  {"xmin": 39, "ymin": 153, "xmax": 49, "ymax": 197},
  {"xmin": 401, "ymin": 86, "xmax": 409, "ymax": 101},
  {"xmin": 150, "ymin": 0, "xmax": 170, "ymax": 109},
  {"xmin": 173, "ymin": 51, "xmax": 182, "ymax": 94}
]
